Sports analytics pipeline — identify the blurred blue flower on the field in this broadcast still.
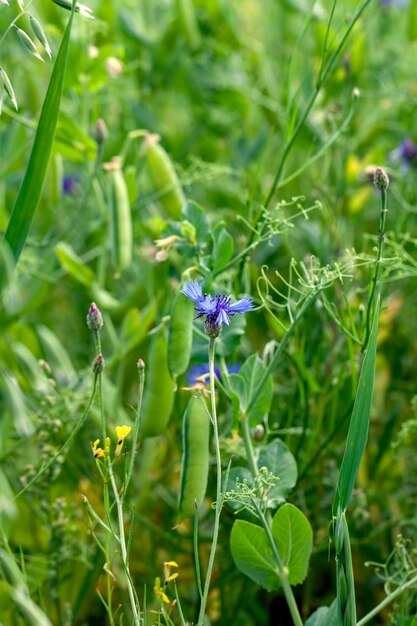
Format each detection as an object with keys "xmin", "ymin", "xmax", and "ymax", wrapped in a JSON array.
[
  {"xmin": 381, "ymin": 0, "xmax": 409, "ymax": 6},
  {"xmin": 181, "ymin": 279, "xmax": 253, "ymax": 337},
  {"xmin": 187, "ymin": 362, "xmax": 241, "ymax": 385},
  {"xmin": 390, "ymin": 139, "xmax": 417, "ymax": 170},
  {"xmin": 63, "ymin": 176, "xmax": 78, "ymax": 195}
]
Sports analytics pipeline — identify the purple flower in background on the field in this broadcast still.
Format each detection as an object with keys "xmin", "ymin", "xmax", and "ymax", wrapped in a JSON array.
[
  {"xmin": 381, "ymin": 0, "xmax": 409, "ymax": 6},
  {"xmin": 188, "ymin": 363, "xmax": 221, "ymax": 385},
  {"xmin": 390, "ymin": 139, "xmax": 417, "ymax": 169},
  {"xmin": 181, "ymin": 280, "xmax": 254, "ymax": 338},
  {"xmin": 63, "ymin": 176, "xmax": 78, "ymax": 195},
  {"xmin": 187, "ymin": 362, "xmax": 240, "ymax": 385}
]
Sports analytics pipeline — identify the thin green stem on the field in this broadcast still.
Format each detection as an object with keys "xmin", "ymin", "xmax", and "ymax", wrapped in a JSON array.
[
  {"xmin": 356, "ymin": 573, "xmax": 417, "ymax": 626},
  {"xmin": 193, "ymin": 511, "xmax": 203, "ymax": 601},
  {"xmin": 255, "ymin": 503, "xmax": 303, "ymax": 626},
  {"xmin": 241, "ymin": 414, "xmax": 258, "ymax": 477},
  {"xmin": 124, "ymin": 364, "xmax": 145, "ymax": 496},
  {"xmin": 14, "ymin": 375, "xmax": 98, "ymax": 500},
  {"xmin": 363, "ymin": 188, "xmax": 388, "ymax": 350},
  {"xmin": 197, "ymin": 338, "xmax": 222, "ymax": 626},
  {"xmin": 109, "ymin": 465, "xmax": 141, "ymax": 625}
]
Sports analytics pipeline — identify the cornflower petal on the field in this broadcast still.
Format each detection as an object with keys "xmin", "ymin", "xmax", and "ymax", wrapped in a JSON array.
[
  {"xmin": 180, "ymin": 279, "xmax": 203, "ymax": 303},
  {"xmin": 216, "ymin": 308, "xmax": 230, "ymax": 326},
  {"xmin": 228, "ymin": 297, "xmax": 254, "ymax": 314}
]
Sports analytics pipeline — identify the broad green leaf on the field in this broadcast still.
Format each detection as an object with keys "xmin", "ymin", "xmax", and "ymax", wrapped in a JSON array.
[
  {"xmin": 271, "ymin": 503, "xmax": 313, "ymax": 585},
  {"xmin": 305, "ymin": 601, "xmax": 339, "ymax": 626},
  {"xmin": 333, "ymin": 301, "xmax": 379, "ymax": 514},
  {"xmin": 258, "ymin": 440, "xmax": 298, "ymax": 505},
  {"xmin": 4, "ymin": 5, "xmax": 75, "ymax": 264},
  {"xmin": 230, "ymin": 504, "xmax": 313, "ymax": 591},
  {"xmin": 230, "ymin": 520, "xmax": 279, "ymax": 592},
  {"xmin": 55, "ymin": 242, "xmax": 95, "ymax": 287},
  {"xmin": 212, "ymin": 221, "xmax": 234, "ymax": 273},
  {"xmin": 229, "ymin": 354, "xmax": 273, "ymax": 425}
]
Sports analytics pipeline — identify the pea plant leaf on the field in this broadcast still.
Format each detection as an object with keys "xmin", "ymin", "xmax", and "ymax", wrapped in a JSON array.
[
  {"xmin": 230, "ymin": 520, "xmax": 279, "ymax": 592},
  {"xmin": 258, "ymin": 440, "xmax": 298, "ymax": 506},
  {"xmin": 211, "ymin": 221, "xmax": 234, "ymax": 273},
  {"xmin": 4, "ymin": 4, "xmax": 76, "ymax": 265},
  {"xmin": 229, "ymin": 354, "xmax": 273, "ymax": 425},
  {"xmin": 230, "ymin": 504, "xmax": 313, "ymax": 591},
  {"xmin": 271, "ymin": 503, "xmax": 313, "ymax": 585}
]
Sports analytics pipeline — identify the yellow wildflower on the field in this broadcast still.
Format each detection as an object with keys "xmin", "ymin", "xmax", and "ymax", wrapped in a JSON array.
[
  {"xmin": 91, "ymin": 439, "xmax": 106, "ymax": 459},
  {"xmin": 153, "ymin": 577, "xmax": 170, "ymax": 604},
  {"xmin": 164, "ymin": 561, "xmax": 179, "ymax": 584},
  {"xmin": 115, "ymin": 425, "xmax": 132, "ymax": 457}
]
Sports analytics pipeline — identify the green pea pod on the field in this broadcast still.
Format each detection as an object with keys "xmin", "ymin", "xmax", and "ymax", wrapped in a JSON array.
[
  {"xmin": 175, "ymin": 0, "xmax": 201, "ymax": 49},
  {"xmin": 108, "ymin": 164, "xmax": 133, "ymax": 272},
  {"xmin": 144, "ymin": 133, "xmax": 186, "ymax": 220},
  {"xmin": 168, "ymin": 291, "xmax": 194, "ymax": 379},
  {"xmin": 140, "ymin": 331, "xmax": 174, "ymax": 438},
  {"xmin": 178, "ymin": 396, "xmax": 210, "ymax": 519}
]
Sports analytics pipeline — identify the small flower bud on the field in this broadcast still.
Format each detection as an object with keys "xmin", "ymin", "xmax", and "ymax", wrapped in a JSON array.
[
  {"xmin": 93, "ymin": 118, "xmax": 108, "ymax": 145},
  {"xmin": 87, "ymin": 302, "xmax": 103, "ymax": 332},
  {"xmin": 137, "ymin": 358, "xmax": 145, "ymax": 371},
  {"xmin": 92, "ymin": 353, "xmax": 105, "ymax": 374},
  {"xmin": 373, "ymin": 167, "xmax": 389, "ymax": 192}
]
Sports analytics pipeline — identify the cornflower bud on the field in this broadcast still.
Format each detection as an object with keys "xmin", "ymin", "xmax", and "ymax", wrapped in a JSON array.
[
  {"xmin": 93, "ymin": 118, "xmax": 108, "ymax": 145},
  {"xmin": 92, "ymin": 353, "xmax": 105, "ymax": 374},
  {"xmin": 373, "ymin": 167, "xmax": 389, "ymax": 192},
  {"xmin": 87, "ymin": 302, "xmax": 103, "ymax": 332}
]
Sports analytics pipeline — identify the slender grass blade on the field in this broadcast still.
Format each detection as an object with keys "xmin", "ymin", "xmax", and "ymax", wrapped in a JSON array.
[
  {"xmin": 333, "ymin": 298, "xmax": 380, "ymax": 515},
  {"xmin": 4, "ymin": 5, "xmax": 75, "ymax": 264}
]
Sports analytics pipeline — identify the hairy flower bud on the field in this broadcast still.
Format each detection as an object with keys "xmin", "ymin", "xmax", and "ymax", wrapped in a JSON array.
[
  {"xmin": 137, "ymin": 358, "xmax": 145, "ymax": 371},
  {"xmin": 87, "ymin": 302, "xmax": 103, "ymax": 332},
  {"xmin": 92, "ymin": 353, "xmax": 105, "ymax": 374},
  {"xmin": 373, "ymin": 167, "xmax": 389, "ymax": 192},
  {"xmin": 93, "ymin": 118, "xmax": 108, "ymax": 145}
]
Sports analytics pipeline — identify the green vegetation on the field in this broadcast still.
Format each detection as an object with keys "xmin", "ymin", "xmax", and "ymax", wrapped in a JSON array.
[{"xmin": 1, "ymin": 0, "xmax": 417, "ymax": 624}]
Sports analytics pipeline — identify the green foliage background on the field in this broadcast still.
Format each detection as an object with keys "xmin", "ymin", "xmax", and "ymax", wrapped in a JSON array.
[{"xmin": 2, "ymin": 0, "xmax": 417, "ymax": 624}]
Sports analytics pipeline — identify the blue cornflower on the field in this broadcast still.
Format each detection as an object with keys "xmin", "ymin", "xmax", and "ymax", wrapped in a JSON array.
[
  {"xmin": 181, "ymin": 279, "xmax": 254, "ymax": 338},
  {"xmin": 187, "ymin": 362, "xmax": 240, "ymax": 385},
  {"xmin": 390, "ymin": 139, "xmax": 417, "ymax": 170},
  {"xmin": 63, "ymin": 176, "xmax": 78, "ymax": 195}
]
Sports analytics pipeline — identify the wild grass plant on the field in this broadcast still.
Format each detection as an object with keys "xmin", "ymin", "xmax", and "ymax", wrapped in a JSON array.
[{"xmin": 2, "ymin": 0, "xmax": 417, "ymax": 624}]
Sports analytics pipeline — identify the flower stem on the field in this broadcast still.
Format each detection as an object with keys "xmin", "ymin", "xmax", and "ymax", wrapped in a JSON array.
[
  {"xmin": 124, "ymin": 363, "xmax": 145, "ymax": 497},
  {"xmin": 109, "ymin": 465, "xmax": 141, "ymax": 625},
  {"xmin": 197, "ymin": 338, "xmax": 222, "ymax": 626},
  {"xmin": 363, "ymin": 187, "xmax": 388, "ymax": 350}
]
